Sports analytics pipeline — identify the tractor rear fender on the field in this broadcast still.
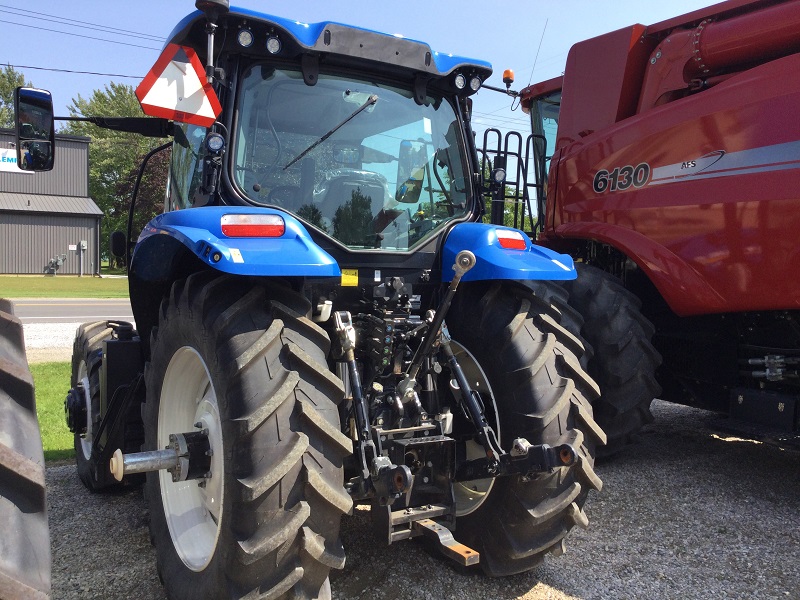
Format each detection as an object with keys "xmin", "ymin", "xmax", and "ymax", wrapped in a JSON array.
[
  {"xmin": 128, "ymin": 206, "xmax": 340, "ymax": 352},
  {"xmin": 135, "ymin": 206, "xmax": 340, "ymax": 277},
  {"xmin": 553, "ymin": 222, "xmax": 727, "ymax": 315},
  {"xmin": 442, "ymin": 222, "xmax": 576, "ymax": 282}
]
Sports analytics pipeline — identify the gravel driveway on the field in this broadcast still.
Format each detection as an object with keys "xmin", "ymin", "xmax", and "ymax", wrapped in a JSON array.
[{"xmin": 30, "ymin": 325, "xmax": 800, "ymax": 600}]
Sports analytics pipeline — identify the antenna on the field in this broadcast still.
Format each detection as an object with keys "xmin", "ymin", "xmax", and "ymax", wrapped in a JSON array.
[{"xmin": 527, "ymin": 19, "xmax": 549, "ymax": 87}]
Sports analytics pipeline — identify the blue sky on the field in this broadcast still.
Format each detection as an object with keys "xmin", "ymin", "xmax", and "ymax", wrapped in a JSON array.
[{"xmin": 2, "ymin": 0, "xmax": 721, "ymax": 137}]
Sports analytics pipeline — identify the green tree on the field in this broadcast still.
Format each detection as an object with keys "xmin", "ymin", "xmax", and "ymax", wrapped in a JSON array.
[
  {"xmin": 62, "ymin": 83, "xmax": 168, "ymax": 262},
  {"xmin": 333, "ymin": 188, "xmax": 374, "ymax": 246},
  {"xmin": 0, "ymin": 65, "xmax": 32, "ymax": 129},
  {"xmin": 483, "ymin": 185, "xmax": 538, "ymax": 231}
]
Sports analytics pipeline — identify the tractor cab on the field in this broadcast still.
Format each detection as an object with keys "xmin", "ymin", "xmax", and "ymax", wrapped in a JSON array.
[{"xmin": 162, "ymin": 6, "xmax": 489, "ymax": 261}]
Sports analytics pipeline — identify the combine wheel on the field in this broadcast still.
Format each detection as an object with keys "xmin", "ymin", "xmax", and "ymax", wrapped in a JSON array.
[
  {"xmin": 561, "ymin": 264, "xmax": 662, "ymax": 456},
  {"xmin": 447, "ymin": 282, "xmax": 606, "ymax": 576},
  {"xmin": 144, "ymin": 273, "xmax": 350, "ymax": 600},
  {"xmin": 0, "ymin": 299, "xmax": 51, "ymax": 598},
  {"xmin": 70, "ymin": 321, "xmax": 115, "ymax": 490}
]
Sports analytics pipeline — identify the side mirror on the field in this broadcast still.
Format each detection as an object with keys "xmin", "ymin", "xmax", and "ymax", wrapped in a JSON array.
[
  {"xmin": 396, "ymin": 140, "xmax": 426, "ymax": 204},
  {"xmin": 14, "ymin": 87, "xmax": 55, "ymax": 172}
]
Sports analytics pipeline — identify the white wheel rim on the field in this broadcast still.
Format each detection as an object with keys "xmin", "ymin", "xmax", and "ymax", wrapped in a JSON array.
[
  {"xmin": 77, "ymin": 361, "xmax": 92, "ymax": 461},
  {"xmin": 451, "ymin": 341, "xmax": 501, "ymax": 517},
  {"xmin": 158, "ymin": 346, "xmax": 224, "ymax": 572}
]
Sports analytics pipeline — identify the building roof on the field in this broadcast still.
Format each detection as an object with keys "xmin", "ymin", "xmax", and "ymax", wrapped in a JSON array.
[
  {"xmin": 0, "ymin": 128, "xmax": 91, "ymax": 143},
  {"xmin": 0, "ymin": 192, "xmax": 102, "ymax": 217}
]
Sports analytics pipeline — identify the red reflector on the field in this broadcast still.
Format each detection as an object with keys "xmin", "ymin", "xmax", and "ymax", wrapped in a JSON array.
[
  {"xmin": 496, "ymin": 229, "xmax": 527, "ymax": 250},
  {"xmin": 221, "ymin": 214, "xmax": 285, "ymax": 237}
]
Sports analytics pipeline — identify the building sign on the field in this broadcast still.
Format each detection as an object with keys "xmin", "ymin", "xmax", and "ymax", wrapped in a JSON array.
[{"xmin": 0, "ymin": 148, "xmax": 33, "ymax": 174}]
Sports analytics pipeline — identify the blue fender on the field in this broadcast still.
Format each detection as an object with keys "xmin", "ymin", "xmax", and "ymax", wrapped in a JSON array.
[
  {"xmin": 135, "ymin": 206, "xmax": 340, "ymax": 277},
  {"xmin": 442, "ymin": 223, "xmax": 576, "ymax": 282}
]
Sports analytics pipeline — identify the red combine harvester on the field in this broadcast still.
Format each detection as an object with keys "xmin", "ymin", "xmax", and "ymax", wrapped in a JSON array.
[{"xmin": 489, "ymin": 0, "xmax": 800, "ymax": 453}]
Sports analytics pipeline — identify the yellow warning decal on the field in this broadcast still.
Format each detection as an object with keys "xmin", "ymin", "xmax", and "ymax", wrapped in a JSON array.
[{"xmin": 341, "ymin": 269, "xmax": 359, "ymax": 287}]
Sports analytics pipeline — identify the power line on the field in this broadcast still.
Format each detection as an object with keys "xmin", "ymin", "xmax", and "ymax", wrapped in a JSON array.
[
  {"xmin": 472, "ymin": 111, "xmax": 530, "ymax": 126},
  {"xmin": 0, "ymin": 4, "xmax": 164, "ymax": 42},
  {"xmin": 3, "ymin": 19, "xmax": 162, "ymax": 51},
  {"xmin": 7, "ymin": 64, "xmax": 142, "ymax": 79}
]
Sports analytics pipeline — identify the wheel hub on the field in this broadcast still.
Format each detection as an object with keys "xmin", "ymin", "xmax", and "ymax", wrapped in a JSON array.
[
  {"xmin": 65, "ymin": 383, "xmax": 88, "ymax": 435},
  {"xmin": 157, "ymin": 346, "xmax": 224, "ymax": 572}
]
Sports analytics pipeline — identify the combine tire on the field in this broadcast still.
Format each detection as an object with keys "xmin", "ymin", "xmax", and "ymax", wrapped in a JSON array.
[
  {"xmin": 447, "ymin": 282, "xmax": 606, "ymax": 576},
  {"xmin": 144, "ymin": 273, "xmax": 351, "ymax": 600},
  {"xmin": 561, "ymin": 264, "xmax": 662, "ymax": 456},
  {"xmin": 0, "ymin": 299, "xmax": 51, "ymax": 598},
  {"xmin": 70, "ymin": 321, "xmax": 115, "ymax": 491}
]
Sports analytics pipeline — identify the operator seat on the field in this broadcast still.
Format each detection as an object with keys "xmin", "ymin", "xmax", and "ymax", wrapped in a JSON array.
[{"xmin": 315, "ymin": 169, "xmax": 390, "ymax": 237}]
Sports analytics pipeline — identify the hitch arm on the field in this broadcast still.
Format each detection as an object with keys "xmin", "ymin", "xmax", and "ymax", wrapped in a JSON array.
[
  {"xmin": 440, "ymin": 323, "xmax": 504, "ymax": 467},
  {"xmin": 405, "ymin": 250, "xmax": 476, "ymax": 383},
  {"xmin": 333, "ymin": 311, "xmax": 373, "ymax": 481}
]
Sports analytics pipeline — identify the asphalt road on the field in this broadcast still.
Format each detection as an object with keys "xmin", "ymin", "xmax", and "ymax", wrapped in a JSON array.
[{"xmin": 12, "ymin": 298, "xmax": 134, "ymax": 324}]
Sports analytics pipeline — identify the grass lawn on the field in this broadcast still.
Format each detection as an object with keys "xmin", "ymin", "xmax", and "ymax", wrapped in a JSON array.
[
  {"xmin": 31, "ymin": 361, "xmax": 75, "ymax": 462},
  {"xmin": 0, "ymin": 275, "xmax": 129, "ymax": 298}
]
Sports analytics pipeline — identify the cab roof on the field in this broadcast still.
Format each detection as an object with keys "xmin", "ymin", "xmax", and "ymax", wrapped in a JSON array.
[{"xmin": 166, "ymin": 6, "xmax": 492, "ymax": 80}]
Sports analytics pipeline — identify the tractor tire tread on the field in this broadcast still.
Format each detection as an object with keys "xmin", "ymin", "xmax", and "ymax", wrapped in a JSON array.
[
  {"xmin": 145, "ymin": 275, "xmax": 347, "ymax": 600},
  {"xmin": 0, "ymin": 300, "xmax": 51, "ymax": 598},
  {"xmin": 448, "ymin": 282, "xmax": 604, "ymax": 577},
  {"xmin": 561, "ymin": 264, "xmax": 661, "ymax": 456}
]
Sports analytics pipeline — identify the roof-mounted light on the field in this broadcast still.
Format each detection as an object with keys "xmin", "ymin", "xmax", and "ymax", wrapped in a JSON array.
[
  {"xmin": 469, "ymin": 76, "xmax": 482, "ymax": 92},
  {"xmin": 496, "ymin": 229, "xmax": 528, "ymax": 250},
  {"xmin": 453, "ymin": 73, "xmax": 466, "ymax": 90},
  {"xmin": 221, "ymin": 214, "xmax": 285, "ymax": 237},
  {"xmin": 237, "ymin": 28, "xmax": 254, "ymax": 48},
  {"xmin": 266, "ymin": 35, "xmax": 282, "ymax": 54}
]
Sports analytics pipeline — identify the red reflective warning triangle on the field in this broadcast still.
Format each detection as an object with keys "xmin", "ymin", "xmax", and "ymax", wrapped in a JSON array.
[{"xmin": 135, "ymin": 43, "xmax": 222, "ymax": 127}]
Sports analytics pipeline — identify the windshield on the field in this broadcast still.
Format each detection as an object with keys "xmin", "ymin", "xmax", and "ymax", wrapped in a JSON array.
[
  {"xmin": 233, "ymin": 66, "xmax": 471, "ymax": 250},
  {"xmin": 530, "ymin": 90, "xmax": 561, "ymax": 185}
]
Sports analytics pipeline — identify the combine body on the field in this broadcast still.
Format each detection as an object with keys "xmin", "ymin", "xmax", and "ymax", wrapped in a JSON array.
[{"xmin": 519, "ymin": 0, "xmax": 800, "ymax": 436}]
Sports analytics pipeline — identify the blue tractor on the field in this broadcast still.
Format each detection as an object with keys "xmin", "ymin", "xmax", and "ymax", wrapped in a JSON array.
[{"xmin": 19, "ymin": 1, "xmax": 605, "ymax": 597}]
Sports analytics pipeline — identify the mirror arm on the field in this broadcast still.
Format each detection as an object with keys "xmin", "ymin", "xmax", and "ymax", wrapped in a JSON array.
[
  {"xmin": 481, "ymin": 84, "xmax": 519, "ymax": 98},
  {"xmin": 57, "ymin": 116, "xmax": 174, "ymax": 138}
]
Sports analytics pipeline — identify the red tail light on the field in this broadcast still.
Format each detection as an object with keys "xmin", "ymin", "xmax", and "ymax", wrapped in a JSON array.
[
  {"xmin": 221, "ymin": 214, "xmax": 285, "ymax": 237},
  {"xmin": 496, "ymin": 229, "xmax": 527, "ymax": 250}
]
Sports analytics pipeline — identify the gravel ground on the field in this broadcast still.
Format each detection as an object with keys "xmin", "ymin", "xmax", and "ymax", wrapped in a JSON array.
[
  {"xmin": 24, "ymin": 322, "xmax": 82, "ymax": 363},
  {"xmin": 28, "ymin": 324, "xmax": 800, "ymax": 600}
]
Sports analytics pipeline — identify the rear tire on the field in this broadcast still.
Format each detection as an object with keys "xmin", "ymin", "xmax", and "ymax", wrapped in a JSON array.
[
  {"xmin": 0, "ymin": 299, "xmax": 51, "ymax": 598},
  {"xmin": 144, "ymin": 273, "xmax": 351, "ymax": 599},
  {"xmin": 561, "ymin": 264, "xmax": 662, "ymax": 456},
  {"xmin": 447, "ymin": 282, "xmax": 606, "ymax": 576}
]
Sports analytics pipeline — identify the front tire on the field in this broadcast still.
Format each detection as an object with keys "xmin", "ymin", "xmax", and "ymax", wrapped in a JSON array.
[
  {"xmin": 447, "ymin": 282, "xmax": 606, "ymax": 576},
  {"xmin": 70, "ymin": 321, "xmax": 114, "ymax": 491},
  {"xmin": 144, "ymin": 273, "xmax": 352, "ymax": 599}
]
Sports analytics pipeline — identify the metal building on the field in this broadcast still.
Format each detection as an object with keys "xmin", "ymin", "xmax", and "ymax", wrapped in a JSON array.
[{"xmin": 0, "ymin": 128, "xmax": 101, "ymax": 275}]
